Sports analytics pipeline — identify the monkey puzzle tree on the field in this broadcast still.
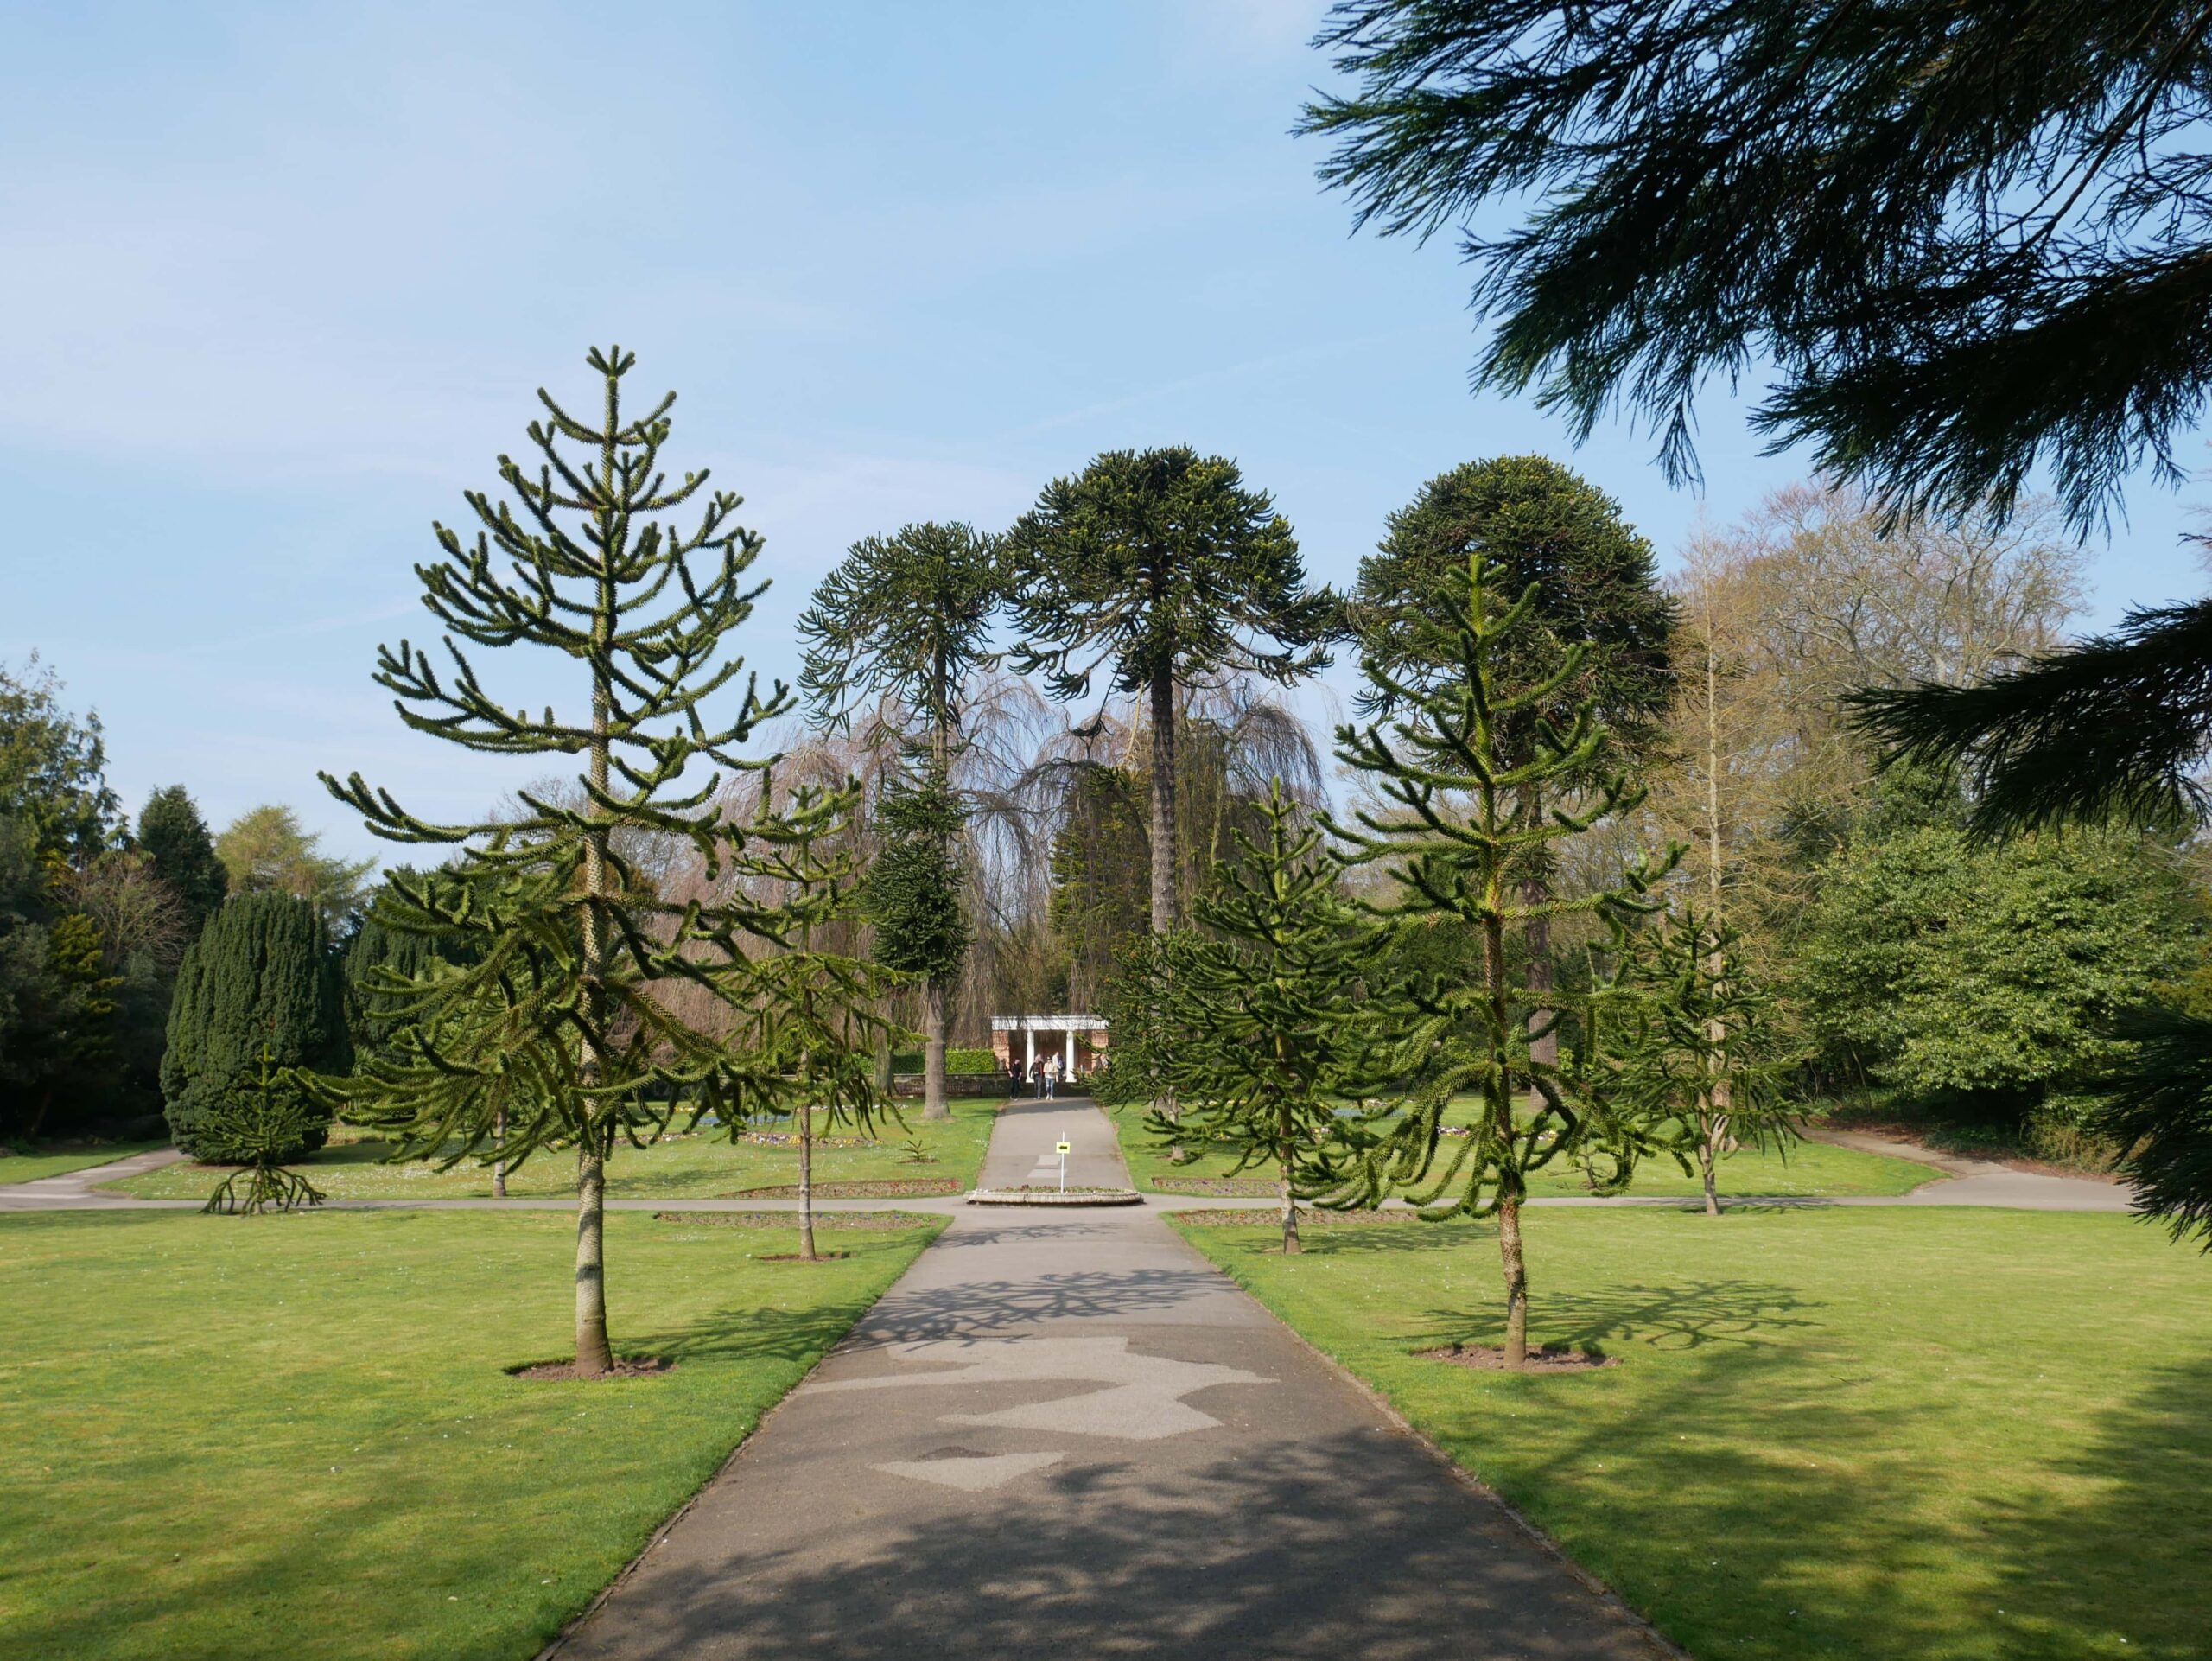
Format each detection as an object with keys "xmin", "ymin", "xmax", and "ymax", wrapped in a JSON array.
[
  {"xmin": 724, "ymin": 780, "xmax": 896, "ymax": 1262},
  {"xmin": 798, "ymin": 522, "xmax": 998, "ymax": 1119},
  {"xmin": 1615, "ymin": 907, "xmax": 1796, "ymax": 1218},
  {"xmin": 321, "ymin": 346, "xmax": 842, "ymax": 1376},
  {"xmin": 1328, "ymin": 554, "xmax": 1675, "ymax": 1366},
  {"xmin": 1143, "ymin": 782, "xmax": 1366, "ymax": 1252},
  {"xmin": 1002, "ymin": 448, "xmax": 1336, "ymax": 939},
  {"xmin": 1352, "ymin": 455, "xmax": 1674, "ymax": 1066}
]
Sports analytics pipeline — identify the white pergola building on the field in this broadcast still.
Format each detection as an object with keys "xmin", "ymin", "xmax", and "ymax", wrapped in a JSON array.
[{"xmin": 990, "ymin": 1014, "xmax": 1109, "ymax": 1079}]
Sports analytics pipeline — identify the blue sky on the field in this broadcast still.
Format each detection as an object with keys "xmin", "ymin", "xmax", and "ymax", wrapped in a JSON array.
[{"xmin": 4, "ymin": 1, "xmax": 2206, "ymax": 863}]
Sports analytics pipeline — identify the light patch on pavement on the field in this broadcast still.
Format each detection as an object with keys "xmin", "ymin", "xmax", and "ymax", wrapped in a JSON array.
[
  {"xmin": 872, "ymin": 1451, "xmax": 1065, "ymax": 1492},
  {"xmin": 812, "ymin": 1335, "xmax": 1273, "ymax": 1441}
]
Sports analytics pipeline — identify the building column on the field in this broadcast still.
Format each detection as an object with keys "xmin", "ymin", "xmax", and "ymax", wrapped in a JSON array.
[
  {"xmin": 1025, "ymin": 1027, "xmax": 1036, "ymax": 1072},
  {"xmin": 1065, "ymin": 1028, "xmax": 1076, "ymax": 1074}
]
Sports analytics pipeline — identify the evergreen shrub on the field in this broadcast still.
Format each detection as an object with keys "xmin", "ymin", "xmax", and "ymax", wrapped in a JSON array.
[{"xmin": 161, "ymin": 892, "xmax": 346, "ymax": 1160}]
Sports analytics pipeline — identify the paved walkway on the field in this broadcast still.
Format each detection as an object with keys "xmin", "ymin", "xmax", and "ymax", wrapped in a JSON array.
[{"xmin": 549, "ymin": 1098, "xmax": 1670, "ymax": 1660}]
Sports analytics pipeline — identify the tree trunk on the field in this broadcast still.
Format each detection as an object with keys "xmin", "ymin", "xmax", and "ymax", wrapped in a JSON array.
[
  {"xmin": 797, "ymin": 1092, "xmax": 817, "ymax": 1263},
  {"xmin": 922, "ymin": 977, "xmax": 950, "ymax": 1122},
  {"xmin": 1699, "ymin": 1110, "xmax": 1722, "ymax": 1219},
  {"xmin": 569, "ymin": 382, "xmax": 619, "ymax": 1378},
  {"xmin": 492, "ymin": 1106, "xmax": 507, "ymax": 1199},
  {"xmin": 1525, "ymin": 905, "xmax": 1556, "ymax": 1067},
  {"xmin": 1279, "ymin": 1152, "xmax": 1301, "ymax": 1254},
  {"xmin": 1497, "ymin": 1195, "xmax": 1529, "ymax": 1367},
  {"xmin": 1521, "ymin": 786, "xmax": 1556, "ymax": 1068},
  {"xmin": 575, "ymin": 1142, "xmax": 613, "ymax": 1372},
  {"xmin": 1147, "ymin": 664, "xmax": 1179, "ymax": 934}
]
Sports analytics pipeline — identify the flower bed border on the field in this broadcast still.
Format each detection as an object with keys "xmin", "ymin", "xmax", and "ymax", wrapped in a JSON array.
[{"xmin": 964, "ymin": 1187, "xmax": 1143, "ymax": 1207}]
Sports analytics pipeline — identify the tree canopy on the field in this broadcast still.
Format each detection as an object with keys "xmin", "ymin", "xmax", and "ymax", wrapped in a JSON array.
[
  {"xmin": 1004, "ymin": 446, "xmax": 1334, "ymax": 934},
  {"xmin": 1302, "ymin": 0, "xmax": 2212, "ymax": 530}
]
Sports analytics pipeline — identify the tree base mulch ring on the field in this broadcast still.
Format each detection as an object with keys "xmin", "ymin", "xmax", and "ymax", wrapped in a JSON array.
[
  {"xmin": 1152, "ymin": 1177, "xmax": 1278, "ymax": 1196},
  {"xmin": 507, "ymin": 1356, "xmax": 677, "ymax": 1382},
  {"xmin": 726, "ymin": 1179, "xmax": 963, "ymax": 1198},
  {"xmin": 1418, "ymin": 1342, "xmax": 1618, "ymax": 1373},
  {"xmin": 1170, "ymin": 1208, "xmax": 1408, "ymax": 1227},
  {"xmin": 655, "ymin": 1210, "xmax": 941, "ymax": 1231}
]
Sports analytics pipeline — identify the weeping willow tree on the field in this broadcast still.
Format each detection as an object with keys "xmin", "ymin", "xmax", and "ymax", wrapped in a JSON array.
[{"xmin": 322, "ymin": 347, "xmax": 871, "ymax": 1375}]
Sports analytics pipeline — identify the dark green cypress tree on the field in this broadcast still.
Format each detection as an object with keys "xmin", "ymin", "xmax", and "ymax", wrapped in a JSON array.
[
  {"xmin": 137, "ymin": 786, "xmax": 229, "ymax": 939},
  {"xmin": 1141, "ymin": 782, "xmax": 1366, "ymax": 1251},
  {"xmin": 161, "ymin": 891, "xmax": 346, "ymax": 1159},
  {"xmin": 865, "ymin": 770, "xmax": 971, "ymax": 1113},
  {"xmin": 1329, "ymin": 553, "xmax": 1676, "ymax": 1366}
]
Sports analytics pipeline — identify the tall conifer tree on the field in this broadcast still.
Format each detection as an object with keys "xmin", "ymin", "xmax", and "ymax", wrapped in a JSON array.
[
  {"xmin": 322, "ymin": 347, "xmax": 859, "ymax": 1375},
  {"xmin": 137, "ymin": 786, "xmax": 228, "ymax": 939},
  {"xmin": 798, "ymin": 522, "xmax": 998, "ymax": 1119},
  {"xmin": 1143, "ymin": 783, "xmax": 1365, "ymax": 1251},
  {"xmin": 1330, "ymin": 555, "xmax": 1675, "ymax": 1366},
  {"xmin": 1354, "ymin": 456, "xmax": 1673, "ymax": 1068},
  {"xmin": 1615, "ymin": 907, "xmax": 1796, "ymax": 1218},
  {"xmin": 162, "ymin": 890, "xmax": 345, "ymax": 1159},
  {"xmin": 1002, "ymin": 448, "xmax": 1335, "ymax": 939}
]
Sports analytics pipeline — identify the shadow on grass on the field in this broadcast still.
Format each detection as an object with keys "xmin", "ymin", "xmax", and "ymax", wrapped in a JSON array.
[{"xmin": 1980, "ymin": 1350, "xmax": 2212, "ymax": 1658}]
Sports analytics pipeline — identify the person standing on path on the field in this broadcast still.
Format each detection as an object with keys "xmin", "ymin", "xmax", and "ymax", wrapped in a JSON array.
[{"xmin": 1044, "ymin": 1055, "xmax": 1061, "ymax": 1098}]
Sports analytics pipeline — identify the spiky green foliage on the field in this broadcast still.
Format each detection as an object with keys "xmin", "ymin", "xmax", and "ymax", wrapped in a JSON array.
[
  {"xmin": 1614, "ymin": 907, "xmax": 1798, "ymax": 1216},
  {"xmin": 2094, "ymin": 1003, "xmax": 2212, "ymax": 1249},
  {"xmin": 1303, "ymin": 1, "xmax": 2212, "ymax": 531},
  {"xmin": 200, "ymin": 1048, "xmax": 328, "ymax": 1214},
  {"xmin": 1352, "ymin": 455, "xmax": 1675, "ymax": 749},
  {"xmin": 798, "ymin": 521, "xmax": 997, "ymax": 1119},
  {"xmin": 137, "ymin": 786, "xmax": 228, "ymax": 939},
  {"xmin": 798, "ymin": 520, "xmax": 1001, "ymax": 745},
  {"xmin": 1850, "ymin": 600, "xmax": 2212, "ymax": 836},
  {"xmin": 721, "ymin": 782, "xmax": 898, "ymax": 1260},
  {"xmin": 1326, "ymin": 553, "xmax": 1676, "ymax": 1364},
  {"xmin": 320, "ymin": 346, "xmax": 874, "ymax": 1374},
  {"xmin": 1090, "ymin": 931, "xmax": 1187, "ymax": 1111},
  {"xmin": 161, "ymin": 891, "xmax": 344, "ymax": 1160},
  {"xmin": 1004, "ymin": 446, "xmax": 1335, "ymax": 934},
  {"xmin": 1139, "ymin": 782, "xmax": 1368, "ymax": 1251}
]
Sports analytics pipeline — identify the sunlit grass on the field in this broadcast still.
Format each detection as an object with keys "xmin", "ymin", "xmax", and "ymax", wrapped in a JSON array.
[
  {"xmin": 0, "ymin": 1208, "xmax": 941, "ymax": 1661},
  {"xmin": 107, "ymin": 1096, "xmax": 1003, "ymax": 1200},
  {"xmin": 1176, "ymin": 1206, "xmax": 2212, "ymax": 1661}
]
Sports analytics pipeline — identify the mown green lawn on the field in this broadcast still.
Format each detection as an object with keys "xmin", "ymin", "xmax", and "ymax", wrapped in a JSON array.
[
  {"xmin": 1175, "ymin": 1206, "xmax": 2212, "ymax": 1661},
  {"xmin": 1105, "ymin": 1099, "xmax": 1930, "ymax": 1199},
  {"xmin": 0, "ymin": 1208, "xmax": 942, "ymax": 1661},
  {"xmin": 107, "ymin": 1095, "xmax": 1002, "ymax": 1200},
  {"xmin": 0, "ymin": 1141, "xmax": 164, "ymax": 1185}
]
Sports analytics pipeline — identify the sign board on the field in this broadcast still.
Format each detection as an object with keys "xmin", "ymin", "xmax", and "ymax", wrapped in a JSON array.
[{"xmin": 1056, "ymin": 1141, "xmax": 1071, "ymax": 1154}]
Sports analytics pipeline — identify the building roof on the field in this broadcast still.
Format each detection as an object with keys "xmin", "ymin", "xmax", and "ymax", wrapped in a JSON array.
[{"xmin": 989, "ymin": 1015, "xmax": 1108, "ymax": 1031}]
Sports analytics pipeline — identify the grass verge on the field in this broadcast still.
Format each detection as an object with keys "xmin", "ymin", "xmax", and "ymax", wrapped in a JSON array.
[
  {"xmin": 106, "ymin": 1095, "xmax": 1002, "ymax": 1201},
  {"xmin": 0, "ymin": 1208, "xmax": 941, "ymax": 1660},
  {"xmin": 1173, "ymin": 1206, "xmax": 2211, "ymax": 1661},
  {"xmin": 1105, "ymin": 1099, "xmax": 1930, "ymax": 1199}
]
